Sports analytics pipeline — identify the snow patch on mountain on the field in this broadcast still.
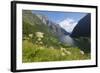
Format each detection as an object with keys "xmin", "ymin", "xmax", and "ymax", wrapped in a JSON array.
[{"xmin": 59, "ymin": 18, "xmax": 77, "ymax": 33}]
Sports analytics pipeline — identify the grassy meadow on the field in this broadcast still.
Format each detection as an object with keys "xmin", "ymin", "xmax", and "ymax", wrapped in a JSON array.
[{"xmin": 22, "ymin": 36, "xmax": 90, "ymax": 63}]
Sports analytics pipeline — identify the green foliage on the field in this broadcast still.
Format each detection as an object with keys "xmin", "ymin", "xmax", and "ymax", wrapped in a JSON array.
[
  {"xmin": 74, "ymin": 37, "xmax": 91, "ymax": 53},
  {"xmin": 23, "ymin": 21, "xmax": 33, "ymax": 36},
  {"xmin": 22, "ymin": 40, "xmax": 90, "ymax": 63}
]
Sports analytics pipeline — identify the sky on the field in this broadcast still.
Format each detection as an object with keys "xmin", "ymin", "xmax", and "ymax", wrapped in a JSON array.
[
  {"xmin": 32, "ymin": 10, "xmax": 88, "ymax": 33},
  {"xmin": 32, "ymin": 10, "xmax": 87, "ymax": 24}
]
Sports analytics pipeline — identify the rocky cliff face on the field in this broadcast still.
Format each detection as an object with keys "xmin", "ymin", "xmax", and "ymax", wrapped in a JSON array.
[
  {"xmin": 49, "ymin": 23, "xmax": 65, "ymax": 36},
  {"xmin": 70, "ymin": 13, "xmax": 91, "ymax": 37},
  {"xmin": 23, "ymin": 10, "xmax": 68, "ymax": 38},
  {"xmin": 35, "ymin": 14, "xmax": 49, "ymax": 25},
  {"xmin": 34, "ymin": 11, "xmax": 69, "ymax": 37}
]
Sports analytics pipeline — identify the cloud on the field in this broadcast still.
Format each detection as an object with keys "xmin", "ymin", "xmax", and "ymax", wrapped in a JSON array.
[{"xmin": 59, "ymin": 18, "xmax": 77, "ymax": 33}]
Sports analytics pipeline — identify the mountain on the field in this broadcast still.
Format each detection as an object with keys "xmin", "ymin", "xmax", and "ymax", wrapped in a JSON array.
[
  {"xmin": 70, "ymin": 13, "xmax": 91, "ymax": 37},
  {"xmin": 35, "ymin": 13, "xmax": 49, "ymax": 25},
  {"xmin": 22, "ymin": 10, "xmax": 51, "ymax": 36},
  {"xmin": 60, "ymin": 28, "xmax": 70, "ymax": 35},
  {"xmin": 47, "ymin": 19, "xmax": 71, "ymax": 36},
  {"xmin": 22, "ymin": 10, "xmax": 69, "ymax": 48},
  {"xmin": 59, "ymin": 18, "xmax": 77, "ymax": 33},
  {"xmin": 32, "ymin": 11, "xmax": 69, "ymax": 37}
]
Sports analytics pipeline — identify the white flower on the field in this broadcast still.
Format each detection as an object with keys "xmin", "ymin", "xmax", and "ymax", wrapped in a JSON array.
[
  {"xmin": 40, "ymin": 42, "xmax": 43, "ymax": 44},
  {"xmin": 64, "ymin": 50, "xmax": 71, "ymax": 55},
  {"xmin": 60, "ymin": 47, "xmax": 65, "ymax": 51},
  {"xmin": 37, "ymin": 38, "xmax": 41, "ymax": 41},
  {"xmin": 35, "ymin": 32, "xmax": 44, "ymax": 38},
  {"xmin": 29, "ymin": 34, "xmax": 33, "ymax": 38},
  {"xmin": 60, "ymin": 47, "xmax": 71, "ymax": 55},
  {"xmin": 80, "ymin": 50, "xmax": 84, "ymax": 55},
  {"xmin": 39, "ymin": 46, "xmax": 44, "ymax": 50}
]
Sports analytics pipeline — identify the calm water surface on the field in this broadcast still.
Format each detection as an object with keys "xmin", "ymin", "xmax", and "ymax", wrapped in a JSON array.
[{"xmin": 59, "ymin": 35, "xmax": 90, "ymax": 53}]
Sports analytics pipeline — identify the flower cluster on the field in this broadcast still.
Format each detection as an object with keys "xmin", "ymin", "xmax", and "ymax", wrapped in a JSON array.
[
  {"xmin": 35, "ymin": 32, "xmax": 44, "ymax": 38},
  {"xmin": 29, "ymin": 34, "xmax": 33, "ymax": 38},
  {"xmin": 60, "ymin": 47, "xmax": 71, "ymax": 56},
  {"xmin": 35, "ymin": 32, "xmax": 44, "ymax": 45}
]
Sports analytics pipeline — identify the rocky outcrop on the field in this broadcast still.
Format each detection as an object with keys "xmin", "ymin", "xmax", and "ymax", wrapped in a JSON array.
[{"xmin": 35, "ymin": 12, "xmax": 69, "ymax": 37}]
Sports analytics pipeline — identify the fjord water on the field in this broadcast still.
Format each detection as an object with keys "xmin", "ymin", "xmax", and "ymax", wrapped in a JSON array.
[
  {"xmin": 60, "ymin": 35, "xmax": 75, "ymax": 46},
  {"xmin": 59, "ymin": 34, "xmax": 90, "ymax": 53}
]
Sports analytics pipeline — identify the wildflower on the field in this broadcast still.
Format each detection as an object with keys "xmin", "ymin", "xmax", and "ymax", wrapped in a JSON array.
[
  {"xmin": 35, "ymin": 32, "xmax": 44, "ymax": 38},
  {"xmin": 37, "ymin": 38, "xmax": 41, "ymax": 41},
  {"xmin": 64, "ymin": 50, "xmax": 71, "ymax": 55},
  {"xmin": 39, "ymin": 46, "xmax": 44, "ymax": 50},
  {"xmin": 60, "ymin": 47, "xmax": 65, "ymax": 51},
  {"xmin": 29, "ymin": 34, "xmax": 33, "ymax": 38},
  {"xmin": 60, "ymin": 47, "xmax": 71, "ymax": 55},
  {"xmin": 40, "ymin": 42, "xmax": 43, "ymax": 44},
  {"xmin": 61, "ymin": 52, "xmax": 66, "ymax": 56},
  {"xmin": 80, "ymin": 50, "xmax": 84, "ymax": 55}
]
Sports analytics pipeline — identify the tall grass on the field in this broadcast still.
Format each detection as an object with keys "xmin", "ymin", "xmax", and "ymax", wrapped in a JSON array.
[{"xmin": 22, "ymin": 40, "xmax": 90, "ymax": 63}]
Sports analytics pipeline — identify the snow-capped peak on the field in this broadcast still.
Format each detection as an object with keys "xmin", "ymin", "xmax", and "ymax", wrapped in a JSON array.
[{"xmin": 59, "ymin": 18, "xmax": 77, "ymax": 33}]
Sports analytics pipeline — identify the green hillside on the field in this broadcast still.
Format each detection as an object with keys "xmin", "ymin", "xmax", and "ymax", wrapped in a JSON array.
[
  {"xmin": 23, "ymin": 10, "xmax": 50, "ymax": 36},
  {"xmin": 22, "ymin": 10, "xmax": 61, "ymax": 48}
]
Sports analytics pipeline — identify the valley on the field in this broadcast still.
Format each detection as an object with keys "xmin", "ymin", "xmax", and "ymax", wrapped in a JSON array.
[{"xmin": 22, "ymin": 10, "xmax": 91, "ymax": 63}]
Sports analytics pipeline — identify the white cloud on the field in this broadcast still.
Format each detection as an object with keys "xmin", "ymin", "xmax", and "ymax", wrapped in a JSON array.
[{"xmin": 59, "ymin": 18, "xmax": 77, "ymax": 33}]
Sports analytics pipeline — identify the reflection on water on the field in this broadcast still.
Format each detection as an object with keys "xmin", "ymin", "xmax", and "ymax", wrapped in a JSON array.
[{"xmin": 59, "ymin": 35, "xmax": 90, "ymax": 53}]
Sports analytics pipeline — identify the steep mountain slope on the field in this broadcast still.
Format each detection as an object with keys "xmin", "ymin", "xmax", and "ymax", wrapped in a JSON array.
[
  {"xmin": 22, "ymin": 10, "xmax": 50, "ymax": 36},
  {"xmin": 22, "ymin": 10, "xmax": 64, "ymax": 48},
  {"xmin": 23, "ymin": 10, "xmax": 65, "ymax": 36},
  {"xmin": 70, "ymin": 13, "xmax": 91, "ymax": 37}
]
